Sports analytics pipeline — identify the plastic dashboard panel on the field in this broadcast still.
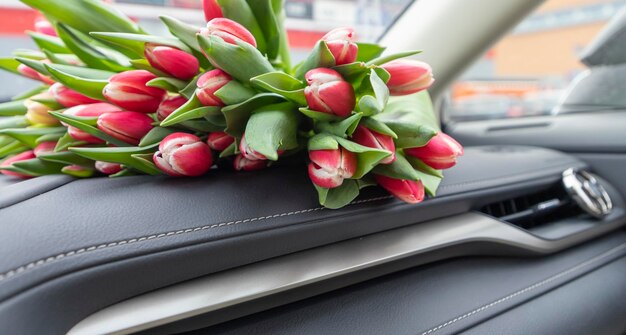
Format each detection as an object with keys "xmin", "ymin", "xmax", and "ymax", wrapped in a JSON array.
[{"xmin": 0, "ymin": 145, "xmax": 617, "ymax": 334}]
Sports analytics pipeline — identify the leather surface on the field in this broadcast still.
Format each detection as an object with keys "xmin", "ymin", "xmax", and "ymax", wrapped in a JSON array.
[
  {"xmin": 0, "ymin": 146, "xmax": 586, "ymax": 334},
  {"xmin": 192, "ymin": 231, "xmax": 626, "ymax": 335}
]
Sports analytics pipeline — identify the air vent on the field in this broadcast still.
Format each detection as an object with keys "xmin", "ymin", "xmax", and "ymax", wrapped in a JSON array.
[{"xmin": 479, "ymin": 184, "xmax": 583, "ymax": 229}]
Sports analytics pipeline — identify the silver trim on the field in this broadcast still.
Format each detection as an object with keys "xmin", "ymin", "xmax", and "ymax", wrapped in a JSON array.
[
  {"xmin": 563, "ymin": 168, "xmax": 613, "ymax": 219},
  {"xmin": 67, "ymin": 211, "xmax": 625, "ymax": 335}
]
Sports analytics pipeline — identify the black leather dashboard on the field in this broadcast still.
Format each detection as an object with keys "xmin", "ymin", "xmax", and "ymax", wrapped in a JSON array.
[{"xmin": 0, "ymin": 145, "xmax": 605, "ymax": 334}]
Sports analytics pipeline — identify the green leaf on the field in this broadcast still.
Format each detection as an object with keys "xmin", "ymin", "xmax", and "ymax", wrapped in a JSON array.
[
  {"xmin": 316, "ymin": 113, "xmax": 362, "ymax": 137},
  {"xmin": 218, "ymin": 0, "xmax": 268, "ymax": 54},
  {"xmin": 70, "ymin": 144, "xmax": 161, "ymax": 175},
  {"xmin": 414, "ymin": 168, "xmax": 442, "ymax": 197},
  {"xmin": 49, "ymin": 111, "xmax": 129, "ymax": 147},
  {"xmin": 0, "ymin": 140, "xmax": 28, "ymax": 157},
  {"xmin": 214, "ymin": 81, "xmax": 257, "ymax": 105},
  {"xmin": 298, "ymin": 108, "xmax": 341, "ymax": 122},
  {"xmin": 45, "ymin": 63, "xmax": 114, "ymax": 80},
  {"xmin": 294, "ymin": 40, "xmax": 335, "ymax": 79},
  {"xmin": 27, "ymin": 31, "xmax": 70, "ymax": 53},
  {"xmin": 405, "ymin": 155, "xmax": 443, "ymax": 178},
  {"xmin": 160, "ymin": 95, "xmax": 204, "ymax": 127},
  {"xmin": 198, "ymin": 35, "xmax": 274, "ymax": 83},
  {"xmin": 250, "ymin": 72, "xmax": 307, "ymax": 105},
  {"xmin": 334, "ymin": 136, "xmax": 390, "ymax": 179},
  {"xmin": 180, "ymin": 119, "xmax": 223, "ymax": 133},
  {"xmin": 12, "ymin": 86, "xmax": 48, "ymax": 101},
  {"xmin": 42, "ymin": 50, "xmax": 75, "ymax": 66},
  {"xmin": 7, "ymin": 158, "xmax": 66, "ymax": 176},
  {"xmin": 139, "ymin": 127, "xmax": 176, "ymax": 147},
  {"xmin": 308, "ymin": 133, "xmax": 339, "ymax": 151},
  {"xmin": 360, "ymin": 117, "xmax": 397, "ymax": 139},
  {"xmin": 0, "ymin": 116, "xmax": 29, "ymax": 130},
  {"xmin": 219, "ymin": 142, "xmax": 237, "ymax": 158},
  {"xmin": 244, "ymin": 102, "xmax": 299, "ymax": 161},
  {"xmin": 179, "ymin": 75, "xmax": 200, "ymax": 99},
  {"xmin": 222, "ymin": 93, "xmax": 284, "ymax": 137},
  {"xmin": 31, "ymin": 96, "xmax": 64, "ymax": 110},
  {"xmin": 36, "ymin": 132, "xmax": 64, "ymax": 144},
  {"xmin": 21, "ymin": 0, "xmax": 143, "ymax": 35},
  {"xmin": 15, "ymin": 57, "xmax": 50, "ymax": 76},
  {"xmin": 246, "ymin": 0, "xmax": 280, "ymax": 59},
  {"xmin": 38, "ymin": 150, "xmax": 93, "ymax": 167},
  {"xmin": 44, "ymin": 64, "xmax": 110, "ymax": 100},
  {"xmin": 356, "ymin": 43, "xmax": 386, "ymax": 62},
  {"xmin": 356, "ymin": 69, "xmax": 389, "ymax": 116},
  {"xmin": 55, "ymin": 132, "xmax": 87, "ymax": 152},
  {"xmin": 332, "ymin": 62, "xmax": 369, "ymax": 84},
  {"xmin": 0, "ymin": 99, "xmax": 28, "ymax": 116},
  {"xmin": 0, "ymin": 58, "xmax": 22, "ymax": 75},
  {"xmin": 366, "ymin": 50, "xmax": 422, "ymax": 66},
  {"xmin": 61, "ymin": 165, "xmax": 94, "ymax": 178},
  {"xmin": 0, "ymin": 127, "xmax": 65, "ymax": 147},
  {"xmin": 146, "ymin": 77, "xmax": 187, "ymax": 92},
  {"xmin": 315, "ymin": 180, "xmax": 360, "ymax": 209},
  {"xmin": 90, "ymin": 32, "xmax": 191, "ymax": 56},
  {"xmin": 129, "ymin": 59, "xmax": 168, "ymax": 77},
  {"xmin": 130, "ymin": 153, "xmax": 161, "ymax": 175},
  {"xmin": 373, "ymin": 153, "xmax": 419, "ymax": 181}
]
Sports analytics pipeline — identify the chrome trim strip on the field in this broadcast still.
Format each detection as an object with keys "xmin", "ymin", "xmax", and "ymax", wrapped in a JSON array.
[{"xmin": 67, "ymin": 211, "xmax": 625, "ymax": 335}]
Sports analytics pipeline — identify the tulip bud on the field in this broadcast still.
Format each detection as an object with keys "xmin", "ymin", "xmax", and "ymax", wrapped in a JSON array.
[
  {"xmin": 97, "ymin": 111, "xmax": 154, "ymax": 145},
  {"xmin": 24, "ymin": 93, "xmax": 59, "ymax": 126},
  {"xmin": 17, "ymin": 64, "xmax": 55, "ymax": 85},
  {"xmin": 196, "ymin": 69, "xmax": 231, "ymax": 106},
  {"xmin": 153, "ymin": 133, "xmax": 213, "ymax": 177},
  {"xmin": 380, "ymin": 60, "xmax": 434, "ymax": 96},
  {"xmin": 50, "ymin": 83, "xmax": 100, "ymax": 108},
  {"xmin": 156, "ymin": 95, "xmax": 187, "ymax": 121},
  {"xmin": 351, "ymin": 125, "xmax": 396, "ymax": 164},
  {"xmin": 203, "ymin": 0, "xmax": 223, "ymax": 21},
  {"xmin": 64, "ymin": 103, "xmax": 123, "ymax": 144},
  {"xmin": 102, "ymin": 70, "xmax": 167, "ymax": 113},
  {"xmin": 375, "ymin": 175, "xmax": 425, "ymax": 204},
  {"xmin": 234, "ymin": 154, "xmax": 267, "ymax": 171},
  {"xmin": 308, "ymin": 147, "xmax": 357, "ymax": 188},
  {"xmin": 304, "ymin": 68, "xmax": 355, "ymax": 118},
  {"xmin": 0, "ymin": 150, "xmax": 36, "ymax": 178},
  {"xmin": 200, "ymin": 18, "xmax": 257, "ymax": 47},
  {"xmin": 404, "ymin": 133, "xmax": 464, "ymax": 170},
  {"xmin": 34, "ymin": 13, "xmax": 57, "ymax": 37},
  {"xmin": 95, "ymin": 161, "xmax": 123, "ymax": 175},
  {"xmin": 144, "ymin": 43, "xmax": 199, "ymax": 80},
  {"xmin": 207, "ymin": 131, "xmax": 234, "ymax": 151},
  {"xmin": 239, "ymin": 135, "xmax": 280, "ymax": 161},
  {"xmin": 33, "ymin": 141, "xmax": 57, "ymax": 157},
  {"xmin": 321, "ymin": 27, "xmax": 358, "ymax": 65}
]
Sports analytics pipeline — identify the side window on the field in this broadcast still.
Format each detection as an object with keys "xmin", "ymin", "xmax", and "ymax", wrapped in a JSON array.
[{"xmin": 447, "ymin": 0, "xmax": 625, "ymax": 122}]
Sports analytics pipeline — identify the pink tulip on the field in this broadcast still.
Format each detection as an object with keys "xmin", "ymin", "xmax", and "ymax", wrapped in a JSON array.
[
  {"xmin": 381, "ymin": 60, "xmax": 434, "ymax": 96},
  {"xmin": 196, "ymin": 69, "xmax": 231, "ymax": 106},
  {"xmin": 97, "ymin": 111, "xmax": 154, "ymax": 145},
  {"xmin": 17, "ymin": 64, "xmax": 55, "ymax": 85},
  {"xmin": 33, "ymin": 141, "xmax": 57, "ymax": 157},
  {"xmin": 34, "ymin": 13, "xmax": 57, "ymax": 37},
  {"xmin": 375, "ymin": 175, "xmax": 425, "ymax": 204},
  {"xmin": 95, "ymin": 161, "xmax": 123, "ymax": 175},
  {"xmin": 156, "ymin": 95, "xmax": 187, "ymax": 121},
  {"xmin": 200, "ymin": 18, "xmax": 257, "ymax": 47},
  {"xmin": 144, "ymin": 43, "xmax": 199, "ymax": 80},
  {"xmin": 203, "ymin": 0, "xmax": 223, "ymax": 21},
  {"xmin": 308, "ymin": 147, "xmax": 357, "ymax": 188},
  {"xmin": 322, "ymin": 27, "xmax": 358, "ymax": 65},
  {"xmin": 351, "ymin": 125, "xmax": 396, "ymax": 164},
  {"xmin": 49, "ymin": 83, "xmax": 100, "ymax": 107},
  {"xmin": 64, "ymin": 103, "xmax": 123, "ymax": 144},
  {"xmin": 153, "ymin": 133, "xmax": 213, "ymax": 177},
  {"xmin": 404, "ymin": 132, "xmax": 464, "ymax": 170},
  {"xmin": 304, "ymin": 68, "xmax": 355, "ymax": 118},
  {"xmin": 102, "ymin": 70, "xmax": 167, "ymax": 113},
  {"xmin": 207, "ymin": 131, "xmax": 234, "ymax": 151},
  {"xmin": 234, "ymin": 154, "xmax": 267, "ymax": 171},
  {"xmin": 0, "ymin": 150, "xmax": 36, "ymax": 179}
]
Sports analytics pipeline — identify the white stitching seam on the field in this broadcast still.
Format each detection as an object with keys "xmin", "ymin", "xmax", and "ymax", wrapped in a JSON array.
[
  {"xmin": 420, "ymin": 242, "xmax": 626, "ymax": 335},
  {"xmin": 0, "ymin": 195, "xmax": 394, "ymax": 283}
]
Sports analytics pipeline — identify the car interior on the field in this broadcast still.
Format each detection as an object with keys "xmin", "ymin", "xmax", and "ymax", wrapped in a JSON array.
[{"xmin": 0, "ymin": 0, "xmax": 625, "ymax": 334}]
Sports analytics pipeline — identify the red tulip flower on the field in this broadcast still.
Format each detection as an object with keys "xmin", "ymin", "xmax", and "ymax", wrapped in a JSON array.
[
  {"xmin": 64, "ymin": 103, "xmax": 123, "ymax": 144},
  {"xmin": 207, "ymin": 131, "xmax": 234, "ymax": 151},
  {"xmin": 304, "ymin": 68, "xmax": 355, "ymax": 118},
  {"xmin": 17, "ymin": 63, "xmax": 55, "ymax": 85},
  {"xmin": 195, "ymin": 69, "xmax": 231, "ymax": 106},
  {"xmin": 201, "ymin": 18, "xmax": 257, "ymax": 47},
  {"xmin": 322, "ymin": 27, "xmax": 358, "ymax": 65},
  {"xmin": 351, "ymin": 125, "xmax": 396, "ymax": 164},
  {"xmin": 203, "ymin": 0, "xmax": 223, "ymax": 21},
  {"xmin": 144, "ymin": 43, "xmax": 199, "ymax": 80},
  {"xmin": 381, "ymin": 60, "xmax": 434, "ymax": 96},
  {"xmin": 156, "ymin": 95, "xmax": 187, "ymax": 121},
  {"xmin": 0, "ymin": 150, "xmax": 36, "ymax": 179},
  {"xmin": 33, "ymin": 142, "xmax": 57, "ymax": 157},
  {"xmin": 404, "ymin": 132, "xmax": 464, "ymax": 170},
  {"xmin": 234, "ymin": 154, "xmax": 267, "ymax": 171},
  {"xmin": 153, "ymin": 133, "xmax": 213, "ymax": 177},
  {"xmin": 97, "ymin": 111, "xmax": 154, "ymax": 146},
  {"xmin": 375, "ymin": 175, "xmax": 425, "ymax": 204},
  {"xmin": 34, "ymin": 13, "xmax": 57, "ymax": 37},
  {"xmin": 95, "ymin": 161, "xmax": 123, "ymax": 175},
  {"xmin": 102, "ymin": 70, "xmax": 167, "ymax": 113},
  {"xmin": 308, "ymin": 147, "xmax": 357, "ymax": 188},
  {"xmin": 50, "ymin": 83, "xmax": 100, "ymax": 107}
]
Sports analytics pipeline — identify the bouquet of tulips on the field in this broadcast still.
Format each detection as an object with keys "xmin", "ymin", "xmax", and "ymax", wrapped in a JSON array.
[{"xmin": 0, "ymin": 0, "xmax": 464, "ymax": 209}]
